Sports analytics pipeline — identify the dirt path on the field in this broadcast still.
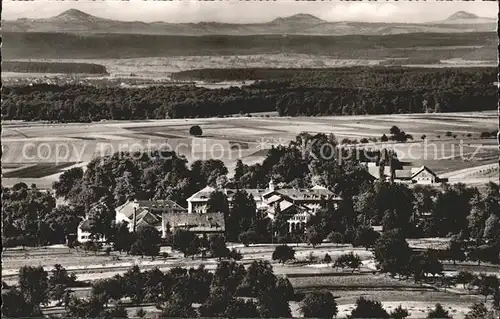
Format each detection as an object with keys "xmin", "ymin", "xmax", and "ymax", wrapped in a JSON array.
[{"xmin": 441, "ymin": 163, "xmax": 498, "ymax": 179}]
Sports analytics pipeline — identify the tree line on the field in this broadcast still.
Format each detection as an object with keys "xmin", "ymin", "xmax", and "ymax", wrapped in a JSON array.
[
  {"xmin": 2, "ymin": 61, "xmax": 108, "ymax": 75},
  {"xmin": 2, "ymin": 67, "xmax": 496, "ymax": 121}
]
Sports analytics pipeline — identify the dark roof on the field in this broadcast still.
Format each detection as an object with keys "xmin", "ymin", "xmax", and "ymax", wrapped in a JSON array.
[
  {"xmin": 162, "ymin": 212, "xmax": 225, "ymax": 232},
  {"xmin": 136, "ymin": 210, "xmax": 161, "ymax": 226}
]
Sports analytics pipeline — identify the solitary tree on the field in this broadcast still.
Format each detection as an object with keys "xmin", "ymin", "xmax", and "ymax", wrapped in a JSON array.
[
  {"xmin": 161, "ymin": 299, "xmax": 197, "ymax": 318},
  {"xmin": 275, "ymin": 276, "xmax": 295, "ymax": 301},
  {"xmin": 464, "ymin": 303, "xmax": 491, "ymax": 319},
  {"xmin": 18, "ymin": 266, "xmax": 49, "ymax": 306},
  {"xmin": 48, "ymin": 264, "xmax": 77, "ymax": 305},
  {"xmin": 300, "ymin": 291, "xmax": 338, "ymax": 319},
  {"xmin": 456, "ymin": 271, "xmax": 475, "ymax": 290},
  {"xmin": 427, "ymin": 303, "xmax": 452, "ymax": 318},
  {"xmin": 272, "ymin": 244, "xmax": 295, "ymax": 263},
  {"xmin": 112, "ymin": 221, "xmax": 133, "ymax": 254},
  {"xmin": 353, "ymin": 225, "xmax": 380, "ymax": 249},
  {"xmin": 334, "ymin": 252, "xmax": 362, "ymax": 273},
  {"xmin": 189, "ymin": 125, "xmax": 203, "ymax": 137},
  {"xmin": 328, "ymin": 231, "xmax": 343, "ymax": 246},
  {"xmin": 172, "ymin": 229, "xmax": 198, "ymax": 257},
  {"xmin": 348, "ymin": 296, "xmax": 389, "ymax": 318},
  {"xmin": 239, "ymin": 230, "xmax": 258, "ymax": 247},
  {"xmin": 323, "ymin": 253, "xmax": 332, "ymax": 264},
  {"xmin": 130, "ymin": 225, "xmax": 161, "ymax": 259},
  {"xmin": 390, "ymin": 305, "xmax": 410, "ymax": 319},
  {"xmin": 446, "ymin": 237, "xmax": 466, "ymax": 265},
  {"xmin": 476, "ymin": 274, "xmax": 499, "ymax": 302},
  {"xmin": 305, "ymin": 226, "xmax": 324, "ymax": 248},
  {"xmin": 209, "ymin": 234, "xmax": 230, "ymax": 260},
  {"xmin": 257, "ymin": 290, "xmax": 292, "ymax": 318}
]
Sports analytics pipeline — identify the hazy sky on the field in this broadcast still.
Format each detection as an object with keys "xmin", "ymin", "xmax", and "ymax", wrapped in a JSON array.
[{"xmin": 3, "ymin": 0, "xmax": 498, "ymax": 23}]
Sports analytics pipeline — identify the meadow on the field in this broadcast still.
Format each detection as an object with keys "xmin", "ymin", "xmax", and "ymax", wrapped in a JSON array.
[{"xmin": 2, "ymin": 111, "xmax": 497, "ymax": 188}]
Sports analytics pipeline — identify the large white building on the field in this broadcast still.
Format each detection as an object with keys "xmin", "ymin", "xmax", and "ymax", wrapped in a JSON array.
[
  {"xmin": 77, "ymin": 181, "xmax": 342, "ymax": 242},
  {"xmin": 186, "ymin": 180, "xmax": 342, "ymax": 232}
]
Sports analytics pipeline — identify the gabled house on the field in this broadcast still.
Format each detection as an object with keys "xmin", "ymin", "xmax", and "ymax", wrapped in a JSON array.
[
  {"xmin": 265, "ymin": 196, "xmax": 313, "ymax": 233},
  {"xmin": 77, "ymin": 199, "xmax": 187, "ymax": 243},
  {"xmin": 364, "ymin": 162, "xmax": 447, "ymax": 185},
  {"xmin": 77, "ymin": 219, "xmax": 106, "ymax": 243},
  {"xmin": 115, "ymin": 199, "xmax": 187, "ymax": 237}
]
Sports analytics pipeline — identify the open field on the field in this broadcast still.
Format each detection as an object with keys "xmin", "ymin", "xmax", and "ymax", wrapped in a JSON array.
[
  {"xmin": 4, "ymin": 242, "xmax": 496, "ymax": 319},
  {"xmin": 3, "ymin": 32, "xmax": 496, "ymax": 61},
  {"xmin": 2, "ymin": 111, "xmax": 497, "ymax": 188}
]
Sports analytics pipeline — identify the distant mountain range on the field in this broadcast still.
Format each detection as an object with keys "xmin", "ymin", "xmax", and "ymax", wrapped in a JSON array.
[{"xmin": 2, "ymin": 9, "xmax": 496, "ymax": 35}]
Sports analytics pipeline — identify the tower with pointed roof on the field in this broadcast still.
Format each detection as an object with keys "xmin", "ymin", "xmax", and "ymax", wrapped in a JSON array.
[{"xmin": 269, "ymin": 178, "xmax": 275, "ymax": 191}]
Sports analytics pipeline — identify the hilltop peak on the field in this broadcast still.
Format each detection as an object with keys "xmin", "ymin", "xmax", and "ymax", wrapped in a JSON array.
[
  {"xmin": 271, "ymin": 13, "xmax": 325, "ymax": 25},
  {"xmin": 446, "ymin": 11, "xmax": 480, "ymax": 20},
  {"xmin": 53, "ymin": 9, "xmax": 104, "ymax": 22}
]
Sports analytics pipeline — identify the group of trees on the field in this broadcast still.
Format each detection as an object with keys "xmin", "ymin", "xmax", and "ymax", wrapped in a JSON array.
[
  {"xmin": 372, "ymin": 229, "xmax": 500, "ymax": 297},
  {"xmin": 353, "ymin": 180, "xmax": 500, "ymax": 242},
  {"xmin": 4, "ymin": 259, "xmax": 498, "ymax": 319},
  {"xmin": 2, "ymin": 264, "xmax": 78, "ymax": 317},
  {"xmin": 2, "ymin": 183, "xmax": 82, "ymax": 247},
  {"xmin": 169, "ymin": 230, "xmax": 242, "ymax": 261},
  {"xmin": 2, "ymin": 260, "xmax": 300, "ymax": 319},
  {"xmin": 2, "ymin": 61, "xmax": 108, "ymax": 75},
  {"xmin": 3, "ymin": 67, "xmax": 496, "ymax": 121}
]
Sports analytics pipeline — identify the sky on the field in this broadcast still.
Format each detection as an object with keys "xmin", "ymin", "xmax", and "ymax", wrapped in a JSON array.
[{"xmin": 2, "ymin": 0, "xmax": 498, "ymax": 24}]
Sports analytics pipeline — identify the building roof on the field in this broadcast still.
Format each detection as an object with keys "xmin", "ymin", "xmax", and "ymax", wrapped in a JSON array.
[
  {"xmin": 116, "ymin": 201, "xmax": 136, "ymax": 220},
  {"xmin": 266, "ymin": 194, "xmax": 283, "ymax": 205},
  {"xmin": 117, "ymin": 200, "xmax": 186, "ymax": 220},
  {"xmin": 136, "ymin": 210, "xmax": 161, "ymax": 226},
  {"xmin": 311, "ymin": 185, "xmax": 328, "ymax": 190},
  {"xmin": 162, "ymin": 212, "xmax": 225, "ymax": 232},
  {"xmin": 135, "ymin": 199, "xmax": 186, "ymax": 211},
  {"xmin": 268, "ymin": 188, "xmax": 338, "ymax": 201},
  {"xmin": 367, "ymin": 165, "xmax": 418, "ymax": 180},
  {"xmin": 411, "ymin": 166, "xmax": 437, "ymax": 178},
  {"xmin": 186, "ymin": 186, "xmax": 216, "ymax": 201},
  {"xmin": 366, "ymin": 163, "xmax": 444, "ymax": 183},
  {"xmin": 188, "ymin": 186, "xmax": 269, "ymax": 202},
  {"xmin": 395, "ymin": 169, "xmax": 413, "ymax": 179},
  {"xmin": 188, "ymin": 186, "xmax": 340, "ymax": 203}
]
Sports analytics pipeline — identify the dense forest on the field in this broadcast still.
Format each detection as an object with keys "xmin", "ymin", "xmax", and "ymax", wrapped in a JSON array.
[
  {"xmin": 2, "ymin": 61, "xmax": 108, "ymax": 74},
  {"xmin": 3, "ymin": 31, "xmax": 496, "ymax": 60},
  {"xmin": 2, "ymin": 67, "xmax": 496, "ymax": 121}
]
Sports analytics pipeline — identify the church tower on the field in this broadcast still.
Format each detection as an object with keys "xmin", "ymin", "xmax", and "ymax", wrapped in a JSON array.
[{"xmin": 268, "ymin": 178, "xmax": 275, "ymax": 191}]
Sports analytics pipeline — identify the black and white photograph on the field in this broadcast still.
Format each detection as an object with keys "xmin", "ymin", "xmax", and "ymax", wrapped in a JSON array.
[{"xmin": 1, "ymin": 0, "xmax": 499, "ymax": 318}]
